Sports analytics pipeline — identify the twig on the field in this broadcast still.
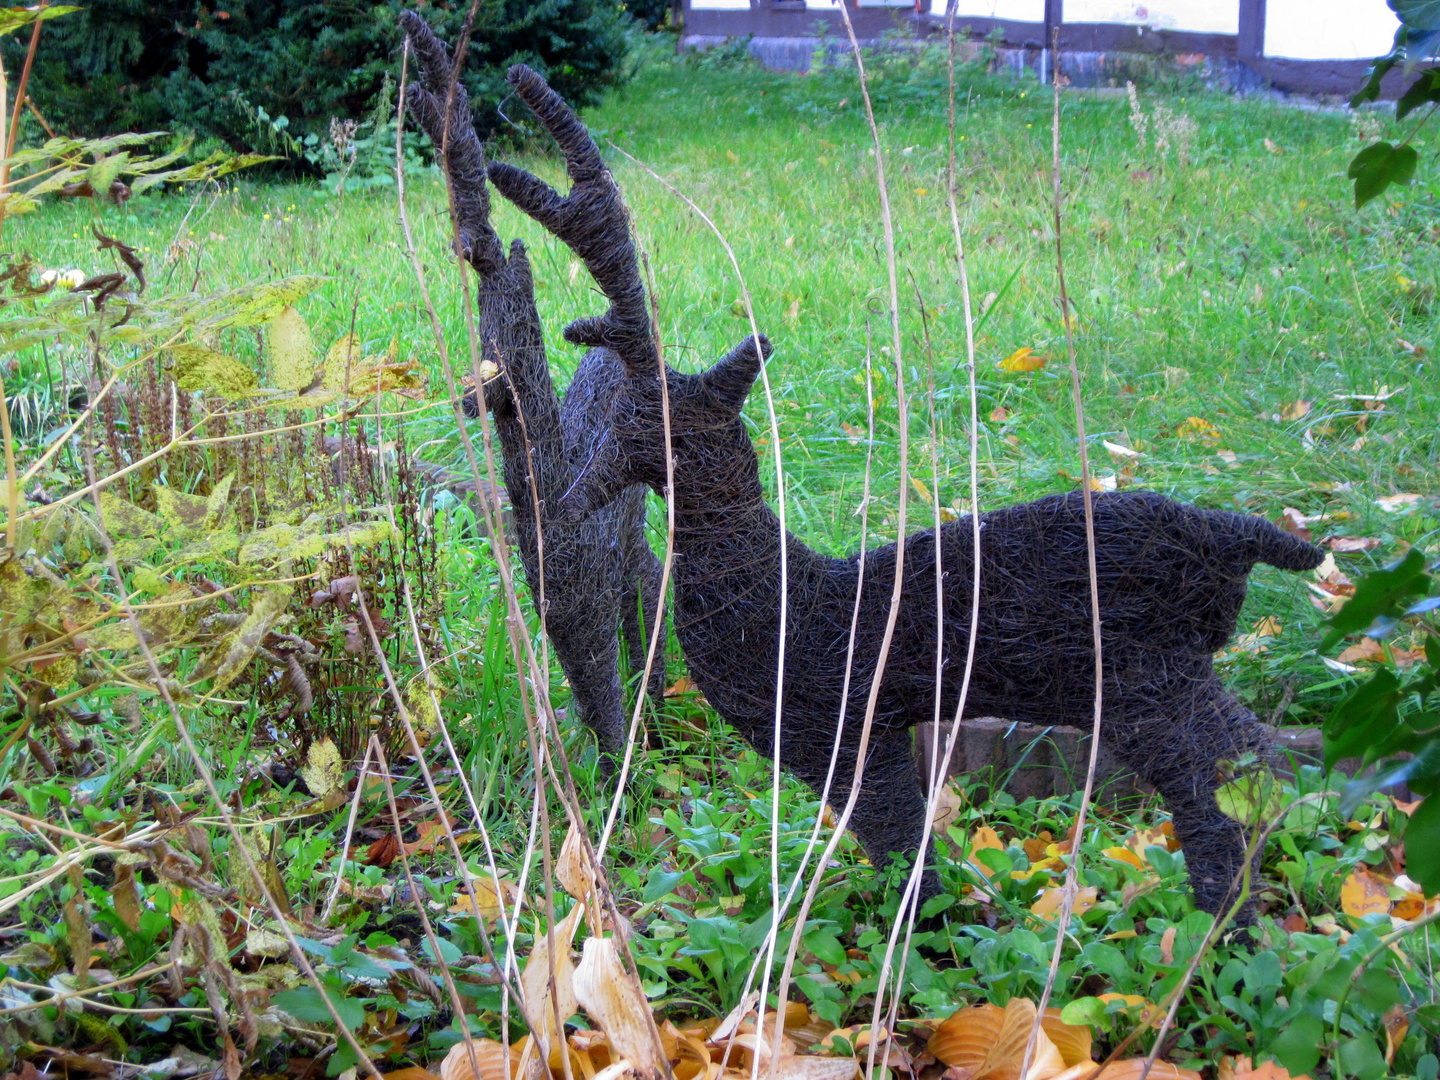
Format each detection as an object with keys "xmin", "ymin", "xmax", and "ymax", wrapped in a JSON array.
[{"xmin": 1017, "ymin": 30, "xmax": 1106, "ymax": 1080}]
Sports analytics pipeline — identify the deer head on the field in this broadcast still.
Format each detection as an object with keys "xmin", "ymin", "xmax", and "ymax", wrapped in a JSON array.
[{"xmin": 485, "ymin": 64, "xmax": 774, "ymax": 517}]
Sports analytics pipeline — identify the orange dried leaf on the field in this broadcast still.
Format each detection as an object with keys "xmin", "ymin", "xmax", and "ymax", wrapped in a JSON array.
[
  {"xmin": 1101, "ymin": 847, "xmax": 1144, "ymax": 870},
  {"xmin": 1084, "ymin": 1062, "xmax": 1200, "ymax": 1080},
  {"xmin": 1039, "ymin": 1009, "xmax": 1091, "ymax": 1068},
  {"xmin": 449, "ymin": 872, "xmax": 519, "ymax": 923},
  {"xmin": 999, "ymin": 347, "xmax": 1047, "ymax": 373},
  {"xmin": 1341, "ymin": 869, "xmax": 1393, "ymax": 919},
  {"xmin": 1159, "ymin": 926, "xmax": 1177, "ymax": 965},
  {"xmin": 1030, "ymin": 885, "xmax": 1098, "ymax": 920},
  {"xmin": 989, "ymin": 405, "xmax": 1012, "ymax": 422}
]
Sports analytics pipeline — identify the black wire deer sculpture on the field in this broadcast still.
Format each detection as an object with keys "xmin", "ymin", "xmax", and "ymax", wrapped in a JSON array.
[
  {"xmin": 475, "ymin": 53, "xmax": 1326, "ymax": 922},
  {"xmin": 401, "ymin": 14, "xmax": 664, "ymax": 780}
]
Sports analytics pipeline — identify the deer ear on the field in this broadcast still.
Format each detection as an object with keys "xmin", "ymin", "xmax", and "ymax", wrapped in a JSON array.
[{"xmin": 700, "ymin": 335, "xmax": 772, "ymax": 416}]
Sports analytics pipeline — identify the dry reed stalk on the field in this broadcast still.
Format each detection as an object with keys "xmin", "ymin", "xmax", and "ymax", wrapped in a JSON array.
[
  {"xmin": 394, "ymin": 30, "xmax": 670, "ymax": 1076},
  {"xmin": 1016, "ymin": 29, "xmax": 1107, "ymax": 1080}
]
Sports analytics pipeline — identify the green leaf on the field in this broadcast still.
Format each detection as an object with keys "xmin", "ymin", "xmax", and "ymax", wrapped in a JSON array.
[
  {"xmin": 1396, "ymin": 67, "xmax": 1440, "ymax": 117},
  {"xmin": 272, "ymin": 986, "xmax": 364, "ymax": 1031},
  {"xmin": 1322, "ymin": 548, "xmax": 1430, "ymax": 650},
  {"xmin": 1323, "ymin": 668, "xmax": 1403, "ymax": 769},
  {"xmin": 1353, "ymin": 53, "xmax": 1402, "ymax": 106},
  {"xmin": 1349, "ymin": 141, "xmax": 1420, "ymax": 208},
  {"xmin": 217, "ymin": 276, "xmax": 326, "ymax": 328},
  {"xmin": 1059, "ymin": 997, "xmax": 1106, "ymax": 1029},
  {"xmin": 0, "ymin": 5, "xmax": 80, "ymax": 36},
  {"xmin": 803, "ymin": 928, "xmax": 846, "ymax": 967},
  {"xmin": 169, "ymin": 345, "xmax": 259, "ymax": 399},
  {"xmin": 1406, "ymin": 793, "xmax": 1440, "ymax": 895},
  {"xmin": 1268, "ymin": 1012, "xmax": 1324, "ymax": 1077},
  {"xmin": 268, "ymin": 306, "xmax": 316, "ymax": 392},
  {"xmin": 642, "ymin": 867, "xmax": 683, "ymax": 903},
  {"xmin": 1215, "ymin": 768, "xmax": 1284, "ymax": 826},
  {"xmin": 1337, "ymin": 1035, "xmax": 1388, "ymax": 1080}
]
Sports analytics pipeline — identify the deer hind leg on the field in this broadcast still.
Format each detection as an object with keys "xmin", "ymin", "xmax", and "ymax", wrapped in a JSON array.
[
  {"xmin": 548, "ymin": 596, "xmax": 628, "ymax": 783},
  {"xmin": 1108, "ymin": 681, "xmax": 1273, "ymax": 926}
]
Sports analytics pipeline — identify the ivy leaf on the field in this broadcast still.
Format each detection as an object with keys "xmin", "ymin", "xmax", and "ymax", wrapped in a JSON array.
[{"xmin": 1349, "ymin": 141, "xmax": 1420, "ymax": 208}]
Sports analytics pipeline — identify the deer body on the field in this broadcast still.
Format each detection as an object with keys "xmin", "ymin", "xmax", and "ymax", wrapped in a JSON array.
[{"xmin": 474, "ymin": 55, "xmax": 1325, "ymax": 920}]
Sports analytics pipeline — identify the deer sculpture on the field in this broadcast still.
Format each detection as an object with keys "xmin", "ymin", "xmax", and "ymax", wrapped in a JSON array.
[
  {"xmin": 480, "ymin": 58, "xmax": 1326, "ymax": 922},
  {"xmin": 400, "ymin": 14, "xmax": 664, "ymax": 779}
]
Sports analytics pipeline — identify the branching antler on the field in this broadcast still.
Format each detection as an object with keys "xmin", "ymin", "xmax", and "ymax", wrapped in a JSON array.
[
  {"xmin": 399, "ymin": 11, "xmax": 503, "ymax": 278},
  {"xmin": 488, "ymin": 66, "xmax": 657, "ymax": 373}
]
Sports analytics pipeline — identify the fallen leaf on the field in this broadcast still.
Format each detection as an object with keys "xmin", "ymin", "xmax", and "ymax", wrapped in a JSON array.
[
  {"xmin": 1376, "ymin": 492, "xmax": 1423, "ymax": 511},
  {"xmin": 1174, "ymin": 416, "xmax": 1221, "ymax": 444},
  {"xmin": 1340, "ymin": 869, "xmax": 1391, "ymax": 920},
  {"xmin": 407, "ymin": 816, "xmax": 480, "ymax": 857},
  {"xmin": 1394, "ymin": 796, "xmax": 1422, "ymax": 817},
  {"xmin": 931, "ymin": 782, "xmax": 967, "ymax": 834},
  {"xmin": 999, "ymin": 347, "xmax": 1047, "ymax": 373},
  {"xmin": 1324, "ymin": 536, "xmax": 1381, "ymax": 552},
  {"xmin": 1275, "ymin": 507, "xmax": 1312, "ymax": 541},
  {"xmin": 1103, "ymin": 440, "xmax": 1143, "ymax": 459},
  {"xmin": 1159, "ymin": 926, "xmax": 1176, "ymax": 965},
  {"xmin": 384, "ymin": 1069, "xmax": 442, "ymax": 1080},
  {"xmin": 1216, "ymin": 450, "xmax": 1239, "ymax": 467},
  {"xmin": 1397, "ymin": 338, "xmax": 1426, "ymax": 356},
  {"xmin": 1023, "ymin": 832, "xmax": 1054, "ymax": 862},
  {"xmin": 1081, "ymin": 1063, "xmax": 1200, "ymax": 1080},
  {"xmin": 989, "ymin": 406, "xmax": 1011, "ymax": 423},
  {"xmin": 1279, "ymin": 399, "xmax": 1310, "ymax": 420},
  {"xmin": 1101, "ymin": 847, "xmax": 1145, "ymax": 870},
  {"xmin": 664, "ymin": 676, "xmax": 696, "ymax": 697},
  {"xmin": 1264, "ymin": 138, "xmax": 1284, "ymax": 154},
  {"xmin": 1280, "ymin": 913, "xmax": 1307, "ymax": 932},
  {"xmin": 1030, "ymin": 885, "xmax": 1098, "ymax": 920},
  {"xmin": 366, "ymin": 834, "xmax": 401, "ymax": 868},
  {"xmin": 449, "ymin": 871, "xmax": 519, "ymax": 923}
]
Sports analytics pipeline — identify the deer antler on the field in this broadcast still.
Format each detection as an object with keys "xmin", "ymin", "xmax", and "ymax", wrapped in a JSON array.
[
  {"xmin": 399, "ymin": 11, "xmax": 503, "ymax": 278},
  {"xmin": 487, "ymin": 65, "xmax": 657, "ymax": 373}
]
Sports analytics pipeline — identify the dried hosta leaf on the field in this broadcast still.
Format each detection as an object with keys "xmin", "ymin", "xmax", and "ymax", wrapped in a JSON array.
[
  {"xmin": 573, "ymin": 934, "xmax": 669, "ymax": 1080},
  {"xmin": 557, "ymin": 824, "xmax": 596, "ymax": 902},
  {"xmin": 299, "ymin": 738, "xmax": 343, "ymax": 800},
  {"xmin": 521, "ymin": 903, "xmax": 584, "ymax": 1060},
  {"xmin": 1217, "ymin": 1056, "xmax": 1310, "ymax": 1080},
  {"xmin": 929, "ymin": 1000, "xmax": 1070, "ymax": 1080},
  {"xmin": 1077, "ymin": 1061, "xmax": 1200, "ymax": 1080},
  {"xmin": 169, "ymin": 344, "xmax": 259, "ymax": 399},
  {"xmin": 440, "ymin": 1038, "xmax": 522, "ymax": 1080},
  {"xmin": 766, "ymin": 1060, "xmax": 859, "ymax": 1080},
  {"xmin": 1038, "ymin": 1011, "xmax": 1091, "ymax": 1069},
  {"xmin": 269, "ymin": 305, "xmax": 316, "ymax": 392}
]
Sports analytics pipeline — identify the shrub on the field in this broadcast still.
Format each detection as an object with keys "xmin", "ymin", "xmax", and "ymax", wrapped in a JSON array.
[{"xmin": 6, "ymin": 1, "xmax": 637, "ymax": 158}]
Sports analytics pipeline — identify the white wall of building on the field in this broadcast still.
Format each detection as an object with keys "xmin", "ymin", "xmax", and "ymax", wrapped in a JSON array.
[
  {"xmin": 1264, "ymin": 0, "xmax": 1398, "ymax": 59},
  {"xmin": 943, "ymin": 0, "xmax": 1047, "ymax": 22},
  {"xmin": 1063, "ymin": 0, "xmax": 1238, "ymax": 34},
  {"xmin": 690, "ymin": 0, "xmax": 751, "ymax": 10}
]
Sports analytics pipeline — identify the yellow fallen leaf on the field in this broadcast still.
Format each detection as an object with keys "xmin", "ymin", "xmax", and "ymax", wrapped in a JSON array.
[
  {"xmin": 557, "ymin": 824, "xmax": 596, "ymax": 903},
  {"xmin": 1175, "ymin": 416, "xmax": 1221, "ymax": 444},
  {"xmin": 1219, "ymin": 1056, "xmax": 1312, "ymax": 1080},
  {"xmin": 928, "ymin": 999, "xmax": 1074, "ymax": 1078},
  {"xmin": 1340, "ymin": 869, "xmax": 1392, "ymax": 920},
  {"xmin": 999, "ymin": 346, "xmax": 1048, "ymax": 372},
  {"xmin": 1102, "ymin": 847, "xmax": 1145, "ymax": 870},
  {"xmin": 1031, "ymin": 885, "xmax": 1098, "ymax": 920},
  {"xmin": 1280, "ymin": 399, "xmax": 1311, "ymax": 421},
  {"xmin": 450, "ymin": 871, "xmax": 519, "ymax": 923}
]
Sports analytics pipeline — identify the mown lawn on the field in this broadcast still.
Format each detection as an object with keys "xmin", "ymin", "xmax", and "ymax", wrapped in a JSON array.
[{"xmin": 3, "ymin": 37, "xmax": 1438, "ymax": 1080}]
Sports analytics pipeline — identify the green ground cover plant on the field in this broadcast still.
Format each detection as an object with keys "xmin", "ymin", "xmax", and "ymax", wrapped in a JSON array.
[{"xmin": 1, "ymin": 31, "xmax": 1438, "ymax": 1080}]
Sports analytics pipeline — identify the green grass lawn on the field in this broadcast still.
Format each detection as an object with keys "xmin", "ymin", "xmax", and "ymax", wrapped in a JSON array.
[{"xmin": 3, "ymin": 39, "xmax": 1439, "ymax": 1079}]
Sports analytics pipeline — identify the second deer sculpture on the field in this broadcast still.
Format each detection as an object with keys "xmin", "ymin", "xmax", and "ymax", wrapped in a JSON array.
[
  {"xmin": 400, "ymin": 15, "xmax": 664, "ymax": 778},
  {"xmin": 483, "ymin": 56, "xmax": 1326, "ymax": 923}
]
